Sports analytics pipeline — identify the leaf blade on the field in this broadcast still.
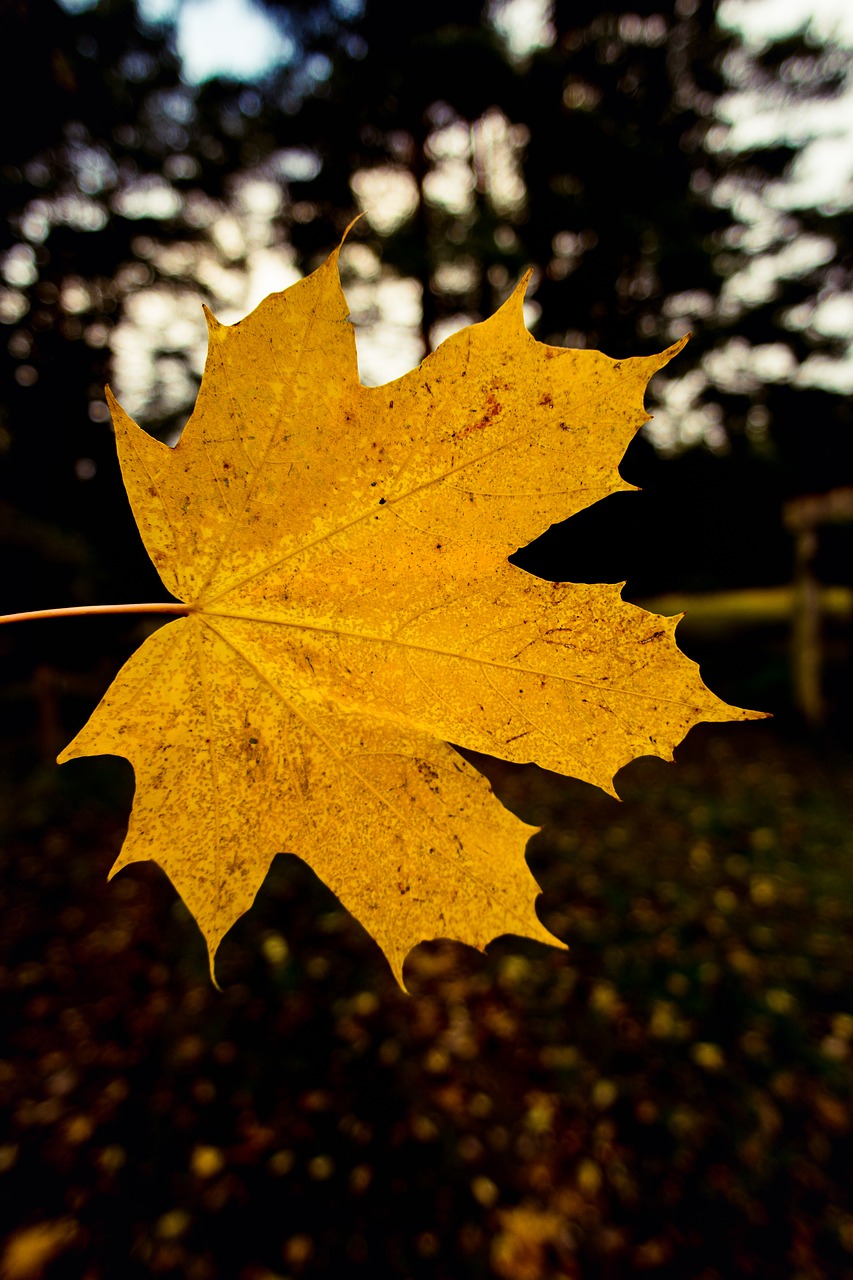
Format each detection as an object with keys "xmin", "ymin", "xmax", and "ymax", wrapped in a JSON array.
[{"xmin": 60, "ymin": 248, "xmax": 762, "ymax": 985}]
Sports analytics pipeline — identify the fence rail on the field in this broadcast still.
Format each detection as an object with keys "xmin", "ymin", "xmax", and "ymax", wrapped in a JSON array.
[{"xmin": 636, "ymin": 487, "xmax": 853, "ymax": 723}]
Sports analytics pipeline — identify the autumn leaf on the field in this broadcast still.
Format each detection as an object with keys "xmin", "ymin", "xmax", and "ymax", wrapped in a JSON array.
[{"xmin": 58, "ymin": 242, "xmax": 762, "ymax": 986}]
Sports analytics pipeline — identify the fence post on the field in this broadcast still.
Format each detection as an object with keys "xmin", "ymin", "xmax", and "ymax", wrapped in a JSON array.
[{"xmin": 791, "ymin": 525, "xmax": 823, "ymax": 723}]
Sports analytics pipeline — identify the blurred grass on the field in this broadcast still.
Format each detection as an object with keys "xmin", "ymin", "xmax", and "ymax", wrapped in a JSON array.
[
  {"xmin": 1, "ymin": 721, "xmax": 853, "ymax": 1279},
  {"xmin": 637, "ymin": 585, "xmax": 853, "ymax": 631}
]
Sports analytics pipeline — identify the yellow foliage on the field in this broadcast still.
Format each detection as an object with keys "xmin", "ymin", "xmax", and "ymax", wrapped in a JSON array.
[
  {"xmin": 492, "ymin": 1205, "xmax": 565, "ymax": 1280},
  {"xmin": 59, "ymin": 240, "xmax": 762, "ymax": 986},
  {"xmin": 1, "ymin": 1220, "xmax": 77, "ymax": 1280},
  {"xmin": 691, "ymin": 1041, "xmax": 726, "ymax": 1071},
  {"xmin": 190, "ymin": 1144, "xmax": 225, "ymax": 1178}
]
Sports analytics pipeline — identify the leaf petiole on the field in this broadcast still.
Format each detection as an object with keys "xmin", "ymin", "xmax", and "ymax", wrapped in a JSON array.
[{"xmin": 0, "ymin": 603, "xmax": 190, "ymax": 626}]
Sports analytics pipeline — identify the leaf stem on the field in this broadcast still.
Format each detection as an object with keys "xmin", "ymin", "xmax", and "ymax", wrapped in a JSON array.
[{"xmin": 0, "ymin": 603, "xmax": 190, "ymax": 626}]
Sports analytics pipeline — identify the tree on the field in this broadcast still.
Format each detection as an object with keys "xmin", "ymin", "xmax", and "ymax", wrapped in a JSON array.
[
  {"xmin": 0, "ymin": 0, "xmax": 335, "ymax": 751},
  {"xmin": 693, "ymin": 15, "xmax": 853, "ymax": 496},
  {"xmin": 5, "ymin": 0, "xmax": 849, "ymax": 714},
  {"xmin": 0, "ymin": 0, "xmax": 339, "ymax": 617}
]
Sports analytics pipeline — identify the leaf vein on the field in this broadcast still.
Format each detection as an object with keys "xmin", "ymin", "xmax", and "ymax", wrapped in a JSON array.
[{"xmin": 201, "ymin": 617, "xmax": 541, "ymax": 937}]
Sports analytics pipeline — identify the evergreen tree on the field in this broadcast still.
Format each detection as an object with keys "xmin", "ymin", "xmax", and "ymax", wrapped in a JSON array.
[{"xmin": 696, "ymin": 17, "xmax": 853, "ymax": 495}]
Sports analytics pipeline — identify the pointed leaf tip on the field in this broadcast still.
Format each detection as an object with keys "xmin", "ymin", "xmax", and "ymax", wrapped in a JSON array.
[
  {"xmin": 202, "ymin": 304, "xmax": 223, "ymax": 334},
  {"xmin": 208, "ymin": 942, "xmax": 223, "ymax": 992},
  {"xmin": 513, "ymin": 267, "xmax": 535, "ymax": 308},
  {"xmin": 333, "ymin": 212, "xmax": 366, "ymax": 258},
  {"xmin": 656, "ymin": 332, "xmax": 690, "ymax": 369},
  {"xmin": 489, "ymin": 268, "xmax": 535, "ymax": 333}
]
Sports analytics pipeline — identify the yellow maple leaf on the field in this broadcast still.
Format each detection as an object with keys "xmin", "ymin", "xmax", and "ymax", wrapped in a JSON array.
[{"xmin": 58, "ymin": 243, "xmax": 762, "ymax": 986}]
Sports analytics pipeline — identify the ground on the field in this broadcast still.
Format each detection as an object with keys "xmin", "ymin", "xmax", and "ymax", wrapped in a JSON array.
[{"xmin": 2, "ymin": 719, "xmax": 853, "ymax": 1280}]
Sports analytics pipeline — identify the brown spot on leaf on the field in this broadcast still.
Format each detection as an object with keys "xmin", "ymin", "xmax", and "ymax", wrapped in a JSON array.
[{"xmin": 454, "ymin": 392, "xmax": 502, "ymax": 440}]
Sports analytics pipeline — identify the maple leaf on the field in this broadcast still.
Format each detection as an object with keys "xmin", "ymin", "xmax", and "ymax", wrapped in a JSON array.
[{"xmin": 58, "ymin": 243, "xmax": 762, "ymax": 986}]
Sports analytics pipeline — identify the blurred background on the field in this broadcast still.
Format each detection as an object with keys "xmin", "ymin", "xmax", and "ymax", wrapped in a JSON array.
[{"xmin": 2, "ymin": 1, "xmax": 853, "ymax": 1277}]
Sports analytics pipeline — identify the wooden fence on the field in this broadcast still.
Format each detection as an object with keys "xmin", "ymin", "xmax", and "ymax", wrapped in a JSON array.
[{"xmin": 638, "ymin": 487, "xmax": 853, "ymax": 724}]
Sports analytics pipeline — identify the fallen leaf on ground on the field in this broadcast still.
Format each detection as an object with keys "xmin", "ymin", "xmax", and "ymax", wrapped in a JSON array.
[{"xmin": 1, "ymin": 1219, "xmax": 78, "ymax": 1280}]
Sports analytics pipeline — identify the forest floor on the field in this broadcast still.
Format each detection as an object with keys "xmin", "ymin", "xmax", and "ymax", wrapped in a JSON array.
[{"xmin": 2, "ymin": 718, "xmax": 853, "ymax": 1280}]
